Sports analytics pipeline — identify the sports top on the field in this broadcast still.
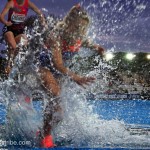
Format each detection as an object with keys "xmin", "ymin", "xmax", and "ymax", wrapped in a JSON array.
[{"xmin": 8, "ymin": 0, "xmax": 28, "ymax": 29}]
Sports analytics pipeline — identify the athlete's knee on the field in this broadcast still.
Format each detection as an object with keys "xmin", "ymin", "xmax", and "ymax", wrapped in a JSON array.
[
  {"xmin": 6, "ymin": 40, "xmax": 17, "ymax": 51},
  {"xmin": 52, "ymin": 86, "xmax": 61, "ymax": 97},
  {"xmin": 9, "ymin": 42, "xmax": 17, "ymax": 50},
  {"xmin": 46, "ymin": 85, "xmax": 60, "ymax": 97},
  {"xmin": 4, "ymin": 34, "xmax": 17, "ymax": 50}
]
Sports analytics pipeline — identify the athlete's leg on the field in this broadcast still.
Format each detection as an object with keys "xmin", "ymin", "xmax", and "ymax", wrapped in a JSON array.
[
  {"xmin": 4, "ymin": 32, "xmax": 28, "ymax": 74},
  {"xmin": 38, "ymin": 67, "xmax": 63, "ymax": 147},
  {"xmin": 4, "ymin": 31, "xmax": 17, "ymax": 73},
  {"xmin": 4, "ymin": 31, "xmax": 17, "ymax": 60},
  {"xmin": 39, "ymin": 67, "xmax": 61, "ymax": 97},
  {"xmin": 39, "ymin": 67, "xmax": 62, "ymax": 135}
]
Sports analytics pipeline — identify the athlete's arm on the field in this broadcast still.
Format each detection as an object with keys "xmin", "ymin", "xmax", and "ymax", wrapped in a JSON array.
[
  {"xmin": 50, "ymin": 38, "xmax": 95, "ymax": 87},
  {"xmin": 0, "ymin": 1, "xmax": 13, "ymax": 26},
  {"xmin": 82, "ymin": 39, "xmax": 105, "ymax": 57},
  {"xmin": 28, "ymin": 0, "xmax": 46, "ymax": 26}
]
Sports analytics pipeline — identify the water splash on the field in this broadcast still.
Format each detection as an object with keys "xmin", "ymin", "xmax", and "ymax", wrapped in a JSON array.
[
  {"xmin": 0, "ymin": 1, "xmax": 149, "ymax": 148},
  {"xmin": 51, "ymin": 79, "xmax": 150, "ymax": 148},
  {"xmin": 83, "ymin": 0, "xmax": 149, "ymax": 52}
]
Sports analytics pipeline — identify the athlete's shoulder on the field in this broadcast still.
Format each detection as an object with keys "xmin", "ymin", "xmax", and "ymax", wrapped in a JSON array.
[{"xmin": 7, "ymin": 0, "xmax": 14, "ymax": 8}]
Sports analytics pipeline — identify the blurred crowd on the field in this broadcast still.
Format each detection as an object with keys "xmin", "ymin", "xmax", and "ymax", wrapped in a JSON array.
[
  {"xmin": 104, "ymin": 70, "xmax": 150, "ymax": 98},
  {"xmin": 0, "ymin": 50, "xmax": 150, "ymax": 99}
]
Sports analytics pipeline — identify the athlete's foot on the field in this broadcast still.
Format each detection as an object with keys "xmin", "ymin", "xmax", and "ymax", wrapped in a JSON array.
[{"xmin": 40, "ymin": 135, "xmax": 56, "ymax": 148}]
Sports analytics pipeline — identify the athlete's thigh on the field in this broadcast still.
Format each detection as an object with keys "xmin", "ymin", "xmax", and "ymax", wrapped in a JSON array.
[
  {"xmin": 4, "ymin": 31, "xmax": 17, "ymax": 49},
  {"xmin": 15, "ymin": 34, "xmax": 28, "ymax": 46},
  {"xmin": 39, "ymin": 67, "xmax": 61, "ymax": 96}
]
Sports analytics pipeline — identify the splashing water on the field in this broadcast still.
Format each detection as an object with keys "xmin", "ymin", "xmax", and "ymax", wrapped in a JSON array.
[
  {"xmin": 0, "ymin": 0, "xmax": 150, "ymax": 148},
  {"xmin": 0, "ymin": 78, "xmax": 150, "ymax": 148},
  {"xmin": 53, "ymin": 74, "xmax": 150, "ymax": 148},
  {"xmin": 84, "ymin": 0, "xmax": 149, "ymax": 52}
]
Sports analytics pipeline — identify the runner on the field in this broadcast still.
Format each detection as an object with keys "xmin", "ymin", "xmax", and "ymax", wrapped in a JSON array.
[
  {"xmin": 0, "ymin": 0, "xmax": 46, "ymax": 74},
  {"xmin": 38, "ymin": 4, "xmax": 105, "ymax": 148}
]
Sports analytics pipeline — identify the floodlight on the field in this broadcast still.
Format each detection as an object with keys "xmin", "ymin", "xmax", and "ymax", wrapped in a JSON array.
[
  {"xmin": 105, "ymin": 53, "xmax": 114, "ymax": 61},
  {"xmin": 126, "ymin": 53, "xmax": 135, "ymax": 60},
  {"xmin": 146, "ymin": 54, "xmax": 150, "ymax": 60}
]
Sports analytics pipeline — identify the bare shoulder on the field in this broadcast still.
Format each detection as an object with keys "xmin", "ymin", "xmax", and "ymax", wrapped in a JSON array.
[{"xmin": 6, "ymin": 0, "xmax": 14, "ymax": 8}]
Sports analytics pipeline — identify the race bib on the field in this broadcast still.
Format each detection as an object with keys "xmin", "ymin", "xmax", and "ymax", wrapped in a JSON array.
[{"xmin": 11, "ymin": 12, "xmax": 26, "ymax": 23}]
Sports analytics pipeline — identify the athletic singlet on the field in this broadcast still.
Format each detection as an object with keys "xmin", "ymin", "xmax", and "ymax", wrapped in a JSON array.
[
  {"xmin": 44, "ymin": 38, "xmax": 82, "ymax": 60},
  {"xmin": 61, "ymin": 39, "xmax": 82, "ymax": 60},
  {"xmin": 62, "ymin": 39, "xmax": 82, "ymax": 53},
  {"xmin": 8, "ymin": 0, "xmax": 28, "ymax": 30}
]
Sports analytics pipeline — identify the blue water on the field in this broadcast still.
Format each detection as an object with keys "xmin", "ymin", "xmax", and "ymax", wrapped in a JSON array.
[
  {"xmin": 0, "ymin": 99, "xmax": 150, "ymax": 126},
  {"xmin": 0, "ymin": 99, "xmax": 150, "ymax": 149},
  {"xmin": 88, "ymin": 100, "xmax": 150, "ymax": 125}
]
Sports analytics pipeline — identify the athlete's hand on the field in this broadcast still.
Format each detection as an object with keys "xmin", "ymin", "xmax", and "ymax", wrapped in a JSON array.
[
  {"xmin": 73, "ymin": 75, "xmax": 95, "ymax": 88},
  {"xmin": 6, "ymin": 21, "xmax": 13, "ymax": 26}
]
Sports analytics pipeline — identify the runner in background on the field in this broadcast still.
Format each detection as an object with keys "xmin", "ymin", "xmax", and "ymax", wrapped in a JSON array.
[{"xmin": 0, "ymin": 0, "xmax": 46, "ymax": 74}]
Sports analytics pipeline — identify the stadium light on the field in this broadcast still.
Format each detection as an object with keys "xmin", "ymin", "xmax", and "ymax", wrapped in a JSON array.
[
  {"xmin": 105, "ymin": 52, "xmax": 114, "ymax": 61},
  {"xmin": 146, "ymin": 54, "xmax": 150, "ymax": 60},
  {"xmin": 125, "ymin": 53, "xmax": 136, "ymax": 60}
]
